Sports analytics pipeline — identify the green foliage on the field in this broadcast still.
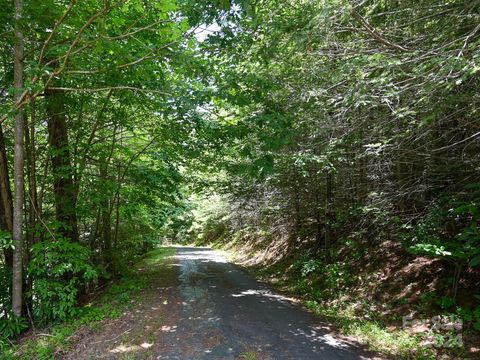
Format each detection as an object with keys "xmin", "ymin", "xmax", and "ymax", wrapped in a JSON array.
[
  {"xmin": 292, "ymin": 254, "xmax": 352, "ymax": 300},
  {"xmin": 181, "ymin": 194, "xmax": 231, "ymax": 246},
  {"xmin": 0, "ymin": 0, "xmax": 479, "ymax": 358},
  {"xmin": 304, "ymin": 300, "xmax": 435, "ymax": 359},
  {"xmin": 28, "ymin": 239, "xmax": 98, "ymax": 323},
  {"xmin": 456, "ymin": 305, "xmax": 480, "ymax": 332},
  {"xmin": 437, "ymin": 296, "xmax": 455, "ymax": 310},
  {"xmin": 0, "ymin": 266, "xmax": 12, "ymax": 316},
  {"xmin": 5, "ymin": 248, "xmax": 174, "ymax": 359},
  {"xmin": 407, "ymin": 189, "xmax": 480, "ymax": 269},
  {"xmin": 239, "ymin": 351, "xmax": 260, "ymax": 360},
  {"xmin": 298, "ymin": 258, "xmax": 323, "ymax": 277},
  {"xmin": 0, "ymin": 315, "xmax": 28, "ymax": 340},
  {"xmin": 0, "ymin": 231, "xmax": 13, "ymax": 250}
]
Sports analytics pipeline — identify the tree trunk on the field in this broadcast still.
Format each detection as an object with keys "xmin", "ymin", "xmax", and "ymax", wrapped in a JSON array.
[
  {"xmin": 46, "ymin": 88, "xmax": 79, "ymax": 242},
  {"xmin": 100, "ymin": 123, "xmax": 118, "ymax": 271},
  {"xmin": 23, "ymin": 98, "xmax": 38, "ymax": 311},
  {"xmin": 293, "ymin": 181, "xmax": 301, "ymax": 238},
  {"xmin": 0, "ymin": 124, "xmax": 13, "ymax": 268},
  {"xmin": 113, "ymin": 128, "xmax": 123, "ymax": 252},
  {"xmin": 25, "ymin": 97, "xmax": 38, "ymax": 247},
  {"xmin": 100, "ymin": 164, "xmax": 112, "ymax": 269},
  {"xmin": 315, "ymin": 190, "xmax": 322, "ymax": 247},
  {"xmin": 12, "ymin": 0, "xmax": 25, "ymax": 317},
  {"xmin": 324, "ymin": 171, "xmax": 334, "ymax": 262},
  {"xmin": 113, "ymin": 191, "xmax": 120, "ymax": 251}
]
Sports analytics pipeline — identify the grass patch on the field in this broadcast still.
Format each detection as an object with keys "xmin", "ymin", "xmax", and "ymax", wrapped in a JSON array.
[
  {"xmin": 2, "ymin": 247, "xmax": 176, "ymax": 360},
  {"xmin": 304, "ymin": 300, "xmax": 435, "ymax": 359},
  {"xmin": 239, "ymin": 351, "xmax": 260, "ymax": 360}
]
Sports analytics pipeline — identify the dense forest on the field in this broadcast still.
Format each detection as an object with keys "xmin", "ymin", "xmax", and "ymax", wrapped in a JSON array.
[{"xmin": 1, "ymin": 0, "xmax": 479, "ymax": 359}]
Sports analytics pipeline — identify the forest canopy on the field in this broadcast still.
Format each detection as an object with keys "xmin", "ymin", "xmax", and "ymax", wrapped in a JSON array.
[{"xmin": 0, "ymin": 0, "xmax": 479, "ymax": 357}]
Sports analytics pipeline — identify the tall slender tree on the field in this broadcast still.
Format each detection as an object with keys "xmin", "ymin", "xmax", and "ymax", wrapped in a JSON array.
[
  {"xmin": 46, "ymin": 87, "xmax": 79, "ymax": 243},
  {"xmin": 12, "ymin": 0, "xmax": 25, "ymax": 317},
  {"xmin": 0, "ymin": 124, "xmax": 13, "ymax": 268}
]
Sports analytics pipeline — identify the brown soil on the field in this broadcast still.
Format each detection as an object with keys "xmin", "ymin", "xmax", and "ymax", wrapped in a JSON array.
[{"xmin": 59, "ymin": 258, "xmax": 183, "ymax": 360}]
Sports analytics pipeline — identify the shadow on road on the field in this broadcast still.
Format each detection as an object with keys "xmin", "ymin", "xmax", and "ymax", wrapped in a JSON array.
[{"xmin": 156, "ymin": 246, "xmax": 383, "ymax": 360}]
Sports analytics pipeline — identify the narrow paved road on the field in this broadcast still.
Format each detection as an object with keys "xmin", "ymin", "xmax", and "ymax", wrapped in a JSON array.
[{"xmin": 158, "ymin": 247, "xmax": 379, "ymax": 360}]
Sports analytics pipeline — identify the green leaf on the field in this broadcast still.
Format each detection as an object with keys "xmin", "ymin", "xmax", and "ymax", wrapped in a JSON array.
[{"xmin": 470, "ymin": 255, "xmax": 480, "ymax": 267}]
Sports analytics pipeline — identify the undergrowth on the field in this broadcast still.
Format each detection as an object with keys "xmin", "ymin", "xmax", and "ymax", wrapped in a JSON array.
[
  {"xmin": 303, "ymin": 300, "xmax": 435, "ymax": 359},
  {"xmin": 234, "ymin": 249, "xmax": 465, "ymax": 360},
  {"xmin": 0, "ymin": 247, "xmax": 175, "ymax": 360}
]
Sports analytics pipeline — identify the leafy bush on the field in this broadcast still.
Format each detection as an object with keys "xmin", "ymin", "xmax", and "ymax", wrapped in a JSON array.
[
  {"xmin": 408, "ymin": 186, "xmax": 480, "ymax": 266},
  {"xmin": 435, "ymin": 296, "xmax": 456, "ymax": 310},
  {"xmin": 28, "ymin": 239, "xmax": 98, "ymax": 323},
  {"xmin": 0, "ymin": 230, "xmax": 13, "ymax": 251},
  {"xmin": 0, "ymin": 314, "xmax": 28, "ymax": 340},
  {"xmin": 299, "ymin": 258, "xmax": 323, "ymax": 277},
  {"xmin": 293, "ymin": 254, "xmax": 352, "ymax": 300},
  {"xmin": 456, "ymin": 305, "xmax": 480, "ymax": 331},
  {"xmin": 406, "ymin": 187, "xmax": 480, "ymax": 298},
  {"xmin": 0, "ymin": 267, "xmax": 11, "ymax": 318}
]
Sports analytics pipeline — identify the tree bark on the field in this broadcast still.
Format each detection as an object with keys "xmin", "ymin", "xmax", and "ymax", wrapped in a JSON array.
[
  {"xmin": 46, "ymin": 87, "xmax": 79, "ymax": 242},
  {"xmin": 0, "ymin": 124, "xmax": 13, "ymax": 268},
  {"xmin": 25, "ymin": 98, "xmax": 38, "ymax": 245},
  {"xmin": 24, "ymin": 96, "xmax": 39, "ymax": 298},
  {"xmin": 315, "ymin": 189, "xmax": 322, "ymax": 247},
  {"xmin": 12, "ymin": 0, "xmax": 25, "ymax": 317},
  {"xmin": 99, "ymin": 163, "xmax": 112, "ymax": 268},
  {"xmin": 324, "ymin": 171, "xmax": 334, "ymax": 262}
]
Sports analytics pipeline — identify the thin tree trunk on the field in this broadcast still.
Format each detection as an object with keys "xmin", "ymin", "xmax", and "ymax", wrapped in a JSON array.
[
  {"xmin": 37, "ymin": 156, "xmax": 49, "ymax": 216},
  {"xmin": 46, "ymin": 87, "xmax": 79, "ymax": 242},
  {"xmin": 12, "ymin": 0, "xmax": 25, "ymax": 317},
  {"xmin": 24, "ymin": 98, "xmax": 38, "ymax": 312},
  {"xmin": 113, "ymin": 128, "xmax": 123, "ymax": 252},
  {"xmin": 324, "ymin": 171, "xmax": 334, "ymax": 262},
  {"xmin": 293, "ymin": 181, "xmax": 301, "ymax": 239},
  {"xmin": 113, "ymin": 192, "xmax": 120, "ymax": 250},
  {"xmin": 315, "ymin": 190, "xmax": 322, "ymax": 247},
  {"xmin": 90, "ymin": 208, "xmax": 101, "ymax": 253},
  {"xmin": 0, "ymin": 124, "xmax": 13, "ymax": 268},
  {"xmin": 25, "ymin": 97, "xmax": 38, "ymax": 247},
  {"xmin": 99, "ymin": 164, "xmax": 112, "ymax": 269},
  {"xmin": 100, "ymin": 123, "xmax": 118, "ymax": 271}
]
